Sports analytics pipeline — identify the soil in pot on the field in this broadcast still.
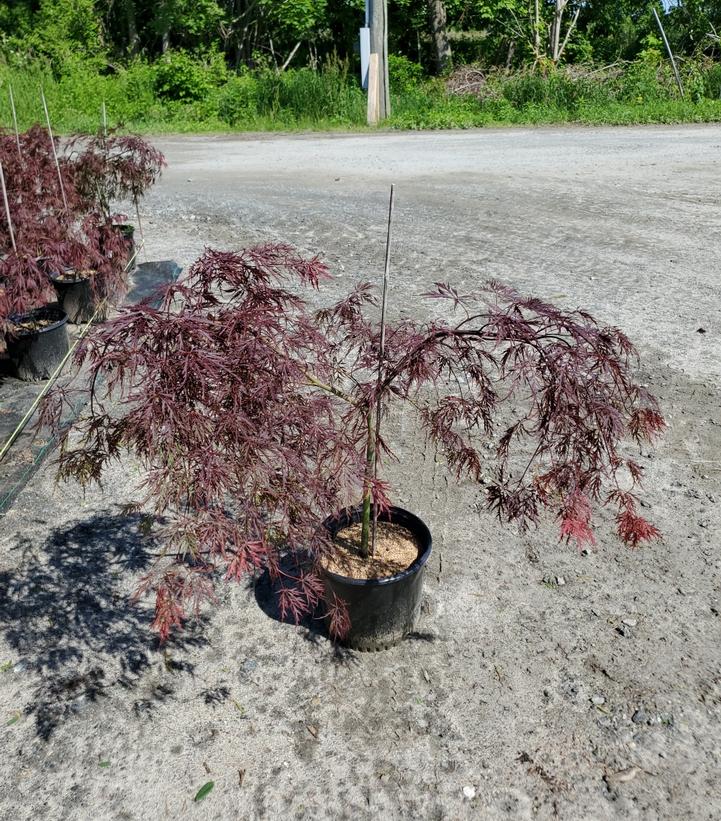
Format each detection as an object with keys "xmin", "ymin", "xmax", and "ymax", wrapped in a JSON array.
[
  {"xmin": 321, "ymin": 506, "xmax": 432, "ymax": 652},
  {"xmin": 323, "ymin": 521, "xmax": 420, "ymax": 579},
  {"xmin": 6, "ymin": 305, "xmax": 70, "ymax": 381},
  {"xmin": 49, "ymin": 269, "xmax": 106, "ymax": 324}
]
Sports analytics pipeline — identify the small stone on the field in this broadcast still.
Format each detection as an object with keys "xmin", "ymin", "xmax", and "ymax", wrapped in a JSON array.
[
  {"xmin": 591, "ymin": 694, "xmax": 606, "ymax": 706},
  {"xmin": 556, "ymin": 576, "xmax": 566, "ymax": 586},
  {"xmin": 622, "ymin": 618, "xmax": 638, "ymax": 627},
  {"xmin": 463, "ymin": 786, "xmax": 476, "ymax": 800},
  {"xmin": 12, "ymin": 662, "xmax": 26, "ymax": 674},
  {"xmin": 632, "ymin": 709, "xmax": 647, "ymax": 724}
]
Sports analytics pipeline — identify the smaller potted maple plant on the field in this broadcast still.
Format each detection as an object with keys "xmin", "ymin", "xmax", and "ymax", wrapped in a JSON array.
[
  {"xmin": 43, "ymin": 131, "xmax": 165, "ymax": 322},
  {"xmin": 43, "ymin": 246, "xmax": 665, "ymax": 649},
  {"xmin": 68, "ymin": 129, "xmax": 166, "ymax": 259},
  {"xmin": 1, "ymin": 128, "xmax": 73, "ymax": 379}
]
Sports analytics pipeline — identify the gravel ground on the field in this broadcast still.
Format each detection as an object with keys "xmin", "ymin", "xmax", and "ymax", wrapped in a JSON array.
[{"xmin": 0, "ymin": 126, "xmax": 720, "ymax": 820}]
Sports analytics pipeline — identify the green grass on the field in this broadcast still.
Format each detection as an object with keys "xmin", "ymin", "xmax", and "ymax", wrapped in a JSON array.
[{"xmin": 1, "ymin": 56, "xmax": 721, "ymax": 135}]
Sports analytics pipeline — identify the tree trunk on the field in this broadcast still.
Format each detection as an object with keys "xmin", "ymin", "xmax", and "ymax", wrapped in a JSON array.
[
  {"xmin": 550, "ymin": 0, "xmax": 568, "ymax": 63},
  {"xmin": 125, "ymin": 0, "xmax": 139, "ymax": 55},
  {"xmin": 428, "ymin": 0, "xmax": 452, "ymax": 74},
  {"xmin": 533, "ymin": 0, "xmax": 541, "ymax": 63},
  {"xmin": 159, "ymin": 0, "xmax": 171, "ymax": 54}
]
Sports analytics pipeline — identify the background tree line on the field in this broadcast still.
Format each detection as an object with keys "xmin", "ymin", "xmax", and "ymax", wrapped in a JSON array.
[{"xmin": 1, "ymin": 0, "xmax": 720, "ymax": 77}]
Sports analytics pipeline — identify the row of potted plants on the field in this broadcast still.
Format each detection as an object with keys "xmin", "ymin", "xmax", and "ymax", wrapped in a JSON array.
[
  {"xmin": 41, "ymin": 244, "xmax": 666, "ymax": 650},
  {"xmin": 0, "ymin": 125, "xmax": 165, "ymax": 380}
]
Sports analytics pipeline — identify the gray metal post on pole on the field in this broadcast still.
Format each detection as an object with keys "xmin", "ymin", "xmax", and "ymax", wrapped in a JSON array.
[
  {"xmin": 653, "ymin": 8, "xmax": 684, "ymax": 99},
  {"xmin": 368, "ymin": 0, "xmax": 390, "ymax": 121}
]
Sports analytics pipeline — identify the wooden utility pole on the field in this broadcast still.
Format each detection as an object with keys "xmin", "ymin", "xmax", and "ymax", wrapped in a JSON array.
[{"xmin": 367, "ymin": 0, "xmax": 390, "ymax": 121}]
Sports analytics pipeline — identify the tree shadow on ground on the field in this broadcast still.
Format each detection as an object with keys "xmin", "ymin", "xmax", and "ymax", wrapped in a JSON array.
[{"xmin": 0, "ymin": 510, "xmax": 207, "ymax": 739}]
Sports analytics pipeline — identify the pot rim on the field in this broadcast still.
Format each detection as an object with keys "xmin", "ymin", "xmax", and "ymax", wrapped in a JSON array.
[
  {"xmin": 48, "ymin": 267, "xmax": 94, "ymax": 284},
  {"xmin": 321, "ymin": 505, "xmax": 432, "ymax": 588},
  {"xmin": 8, "ymin": 304, "xmax": 69, "ymax": 337}
]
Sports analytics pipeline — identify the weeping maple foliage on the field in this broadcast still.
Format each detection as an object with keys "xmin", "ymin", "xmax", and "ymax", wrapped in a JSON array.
[
  {"xmin": 0, "ymin": 126, "xmax": 164, "ymax": 344},
  {"xmin": 42, "ymin": 248, "xmax": 665, "ymax": 640},
  {"xmin": 67, "ymin": 129, "xmax": 166, "ymax": 218}
]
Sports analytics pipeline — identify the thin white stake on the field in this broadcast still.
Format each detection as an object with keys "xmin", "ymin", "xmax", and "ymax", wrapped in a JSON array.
[
  {"xmin": 0, "ymin": 160, "xmax": 17, "ymax": 253},
  {"xmin": 134, "ymin": 197, "xmax": 147, "ymax": 262},
  {"xmin": 101, "ymin": 100, "xmax": 108, "ymax": 136},
  {"xmin": 40, "ymin": 87, "xmax": 68, "ymax": 211},
  {"xmin": 8, "ymin": 85, "xmax": 21, "ymax": 159},
  {"xmin": 371, "ymin": 183, "xmax": 395, "ymax": 554}
]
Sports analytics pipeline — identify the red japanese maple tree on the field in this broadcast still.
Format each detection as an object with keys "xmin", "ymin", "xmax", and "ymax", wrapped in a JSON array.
[
  {"xmin": 1, "ymin": 126, "xmax": 164, "ymax": 343},
  {"xmin": 42, "ymin": 246, "xmax": 665, "ymax": 640}
]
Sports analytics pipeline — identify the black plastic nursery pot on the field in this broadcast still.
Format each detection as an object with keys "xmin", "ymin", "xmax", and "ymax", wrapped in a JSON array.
[
  {"xmin": 322, "ymin": 506, "xmax": 433, "ymax": 652},
  {"xmin": 49, "ymin": 270, "xmax": 106, "ymax": 325},
  {"xmin": 6, "ymin": 305, "xmax": 70, "ymax": 382}
]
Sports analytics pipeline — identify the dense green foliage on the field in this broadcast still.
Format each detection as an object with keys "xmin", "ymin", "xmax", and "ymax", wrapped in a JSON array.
[
  {"xmin": 2, "ymin": 1, "xmax": 720, "ymax": 71},
  {"xmin": 1, "ymin": 1, "xmax": 720, "ymax": 131}
]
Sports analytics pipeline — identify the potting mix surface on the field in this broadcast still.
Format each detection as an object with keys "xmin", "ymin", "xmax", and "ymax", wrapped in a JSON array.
[{"xmin": 323, "ymin": 521, "xmax": 420, "ymax": 580}]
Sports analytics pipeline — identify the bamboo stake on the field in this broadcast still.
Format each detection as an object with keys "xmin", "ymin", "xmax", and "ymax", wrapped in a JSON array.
[
  {"xmin": 8, "ymin": 85, "xmax": 21, "ymax": 159},
  {"xmin": 370, "ymin": 184, "xmax": 395, "ymax": 555},
  {"xmin": 41, "ymin": 88, "xmax": 68, "ymax": 211},
  {"xmin": 0, "ymin": 160, "xmax": 17, "ymax": 253},
  {"xmin": 134, "ymin": 197, "xmax": 147, "ymax": 262},
  {"xmin": 102, "ymin": 100, "xmax": 108, "ymax": 136}
]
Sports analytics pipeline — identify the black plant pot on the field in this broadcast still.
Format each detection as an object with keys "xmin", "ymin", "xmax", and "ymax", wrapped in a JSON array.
[
  {"xmin": 6, "ymin": 305, "xmax": 70, "ymax": 382},
  {"xmin": 322, "ymin": 506, "xmax": 432, "ymax": 651},
  {"xmin": 49, "ymin": 271, "xmax": 106, "ymax": 325}
]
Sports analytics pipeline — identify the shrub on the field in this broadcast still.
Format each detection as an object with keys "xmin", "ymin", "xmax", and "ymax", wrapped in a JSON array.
[
  {"xmin": 218, "ymin": 76, "xmax": 259, "ymax": 126},
  {"xmin": 388, "ymin": 54, "xmax": 424, "ymax": 93},
  {"xmin": 43, "ymin": 247, "xmax": 666, "ymax": 640},
  {"xmin": 154, "ymin": 50, "xmax": 214, "ymax": 102}
]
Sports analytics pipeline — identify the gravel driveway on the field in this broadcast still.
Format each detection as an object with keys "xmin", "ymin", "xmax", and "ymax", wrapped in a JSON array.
[{"xmin": 1, "ymin": 125, "xmax": 720, "ymax": 820}]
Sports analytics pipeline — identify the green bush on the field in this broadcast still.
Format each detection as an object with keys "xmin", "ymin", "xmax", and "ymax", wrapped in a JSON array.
[
  {"xmin": 1, "ymin": 52, "xmax": 720, "ymax": 134},
  {"xmin": 703, "ymin": 63, "xmax": 721, "ymax": 98},
  {"xmin": 388, "ymin": 54, "xmax": 424, "ymax": 93},
  {"xmin": 153, "ymin": 50, "xmax": 214, "ymax": 102},
  {"xmin": 218, "ymin": 75, "xmax": 259, "ymax": 126}
]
